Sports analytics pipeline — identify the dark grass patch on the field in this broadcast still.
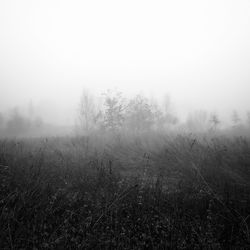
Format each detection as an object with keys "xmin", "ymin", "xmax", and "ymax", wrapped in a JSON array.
[{"xmin": 0, "ymin": 135, "xmax": 250, "ymax": 249}]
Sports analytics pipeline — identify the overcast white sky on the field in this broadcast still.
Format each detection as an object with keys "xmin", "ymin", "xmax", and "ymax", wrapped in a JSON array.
[{"xmin": 0, "ymin": 0, "xmax": 250, "ymax": 125}]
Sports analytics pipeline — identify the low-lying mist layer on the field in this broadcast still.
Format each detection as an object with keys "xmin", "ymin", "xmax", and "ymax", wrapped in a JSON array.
[{"xmin": 1, "ymin": 89, "xmax": 250, "ymax": 138}]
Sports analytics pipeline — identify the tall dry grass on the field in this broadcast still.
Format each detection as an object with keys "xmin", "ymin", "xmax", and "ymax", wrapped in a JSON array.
[{"xmin": 0, "ymin": 133, "xmax": 249, "ymax": 249}]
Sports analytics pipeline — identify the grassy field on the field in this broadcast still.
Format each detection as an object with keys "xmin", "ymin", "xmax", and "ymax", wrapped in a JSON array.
[{"xmin": 0, "ymin": 133, "xmax": 250, "ymax": 249}]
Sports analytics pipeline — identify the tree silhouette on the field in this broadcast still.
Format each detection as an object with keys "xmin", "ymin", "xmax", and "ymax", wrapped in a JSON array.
[
  {"xmin": 210, "ymin": 113, "xmax": 220, "ymax": 130},
  {"xmin": 186, "ymin": 110, "xmax": 208, "ymax": 132},
  {"xmin": 125, "ymin": 95, "xmax": 154, "ymax": 132},
  {"xmin": 232, "ymin": 110, "xmax": 240, "ymax": 126},
  {"xmin": 79, "ymin": 89, "xmax": 101, "ymax": 134},
  {"xmin": 6, "ymin": 108, "xmax": 31, "ymax": 136},
  {"xmin": 103, "ymin": 89, "xmax": 125, "ymax": 131}
]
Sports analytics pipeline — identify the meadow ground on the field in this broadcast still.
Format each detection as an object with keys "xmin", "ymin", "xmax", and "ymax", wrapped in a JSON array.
[{"xmin": 0, "ymin": 132, "xmax": 250, "ymax": 249}]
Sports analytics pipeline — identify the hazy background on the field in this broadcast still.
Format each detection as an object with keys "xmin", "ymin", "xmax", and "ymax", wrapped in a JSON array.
[{"xmin": 0, "ymin": 0, "xmax": 250, "ymax": 126}]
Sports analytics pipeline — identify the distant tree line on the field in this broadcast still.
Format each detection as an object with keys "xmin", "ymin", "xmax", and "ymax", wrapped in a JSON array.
[
  {"xmin": 0, "ymin": 107, "xmax": 44, "ymax": 137},
  {"xmin": 78, "ymin": 89, "xmax": 178, "ymax": 135},
  {"xmin": 78, "ymin": 88, "xmax": 250, "ymax": 135},
  {"xmin": 1, "ymin": 90, "xmax": 249, "ymax": 137}
]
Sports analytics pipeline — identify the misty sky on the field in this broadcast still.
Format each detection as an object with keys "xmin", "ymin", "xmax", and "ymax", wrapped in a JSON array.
[{"xmin": 0, "ymin": 0, "xmax": 250, "ymax": 125}]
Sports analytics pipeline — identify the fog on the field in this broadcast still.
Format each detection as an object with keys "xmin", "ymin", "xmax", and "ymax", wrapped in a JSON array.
[{"xmin": 0, "ymin": 0, "xmax": 250, "ymax": 129}]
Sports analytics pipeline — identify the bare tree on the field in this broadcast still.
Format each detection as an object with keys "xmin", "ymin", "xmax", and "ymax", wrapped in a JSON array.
[
  {"xmin": 125, "ymin": 95, "xmax": 154, "ymax": 133},
  {"xmin": 186, "ymin": 110, "xmax": 208, "ymax": 132},
  {"xmin": 6, "ymin": 107, "xmax": 31, "ymax": 136},
  {"xmin": 150, "ymin": 99, "xmax": 165, "ymax": 130},
  {"xmin": 231, "ymin": 110, "xmax": 241, "ymax": 126},
  {"xmin": 79, "ymin": 89, "xmax": 100, "ymax": 134},
  {"xmin": 209, "ymin": 112, "xmax": 220, "ymax": 130},
  {"xmin": 160, "ymin": 94, "xmax": 178, "ymax": 128},
  {"xmin": 102, "ymin": 89, "xmax": 125, "ymax": 131}
]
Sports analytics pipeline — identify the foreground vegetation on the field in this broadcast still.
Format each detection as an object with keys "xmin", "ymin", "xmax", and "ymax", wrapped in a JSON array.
[{"xmin": 0, "ymin": 133, "xmax": 250, "ymax": 249}]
